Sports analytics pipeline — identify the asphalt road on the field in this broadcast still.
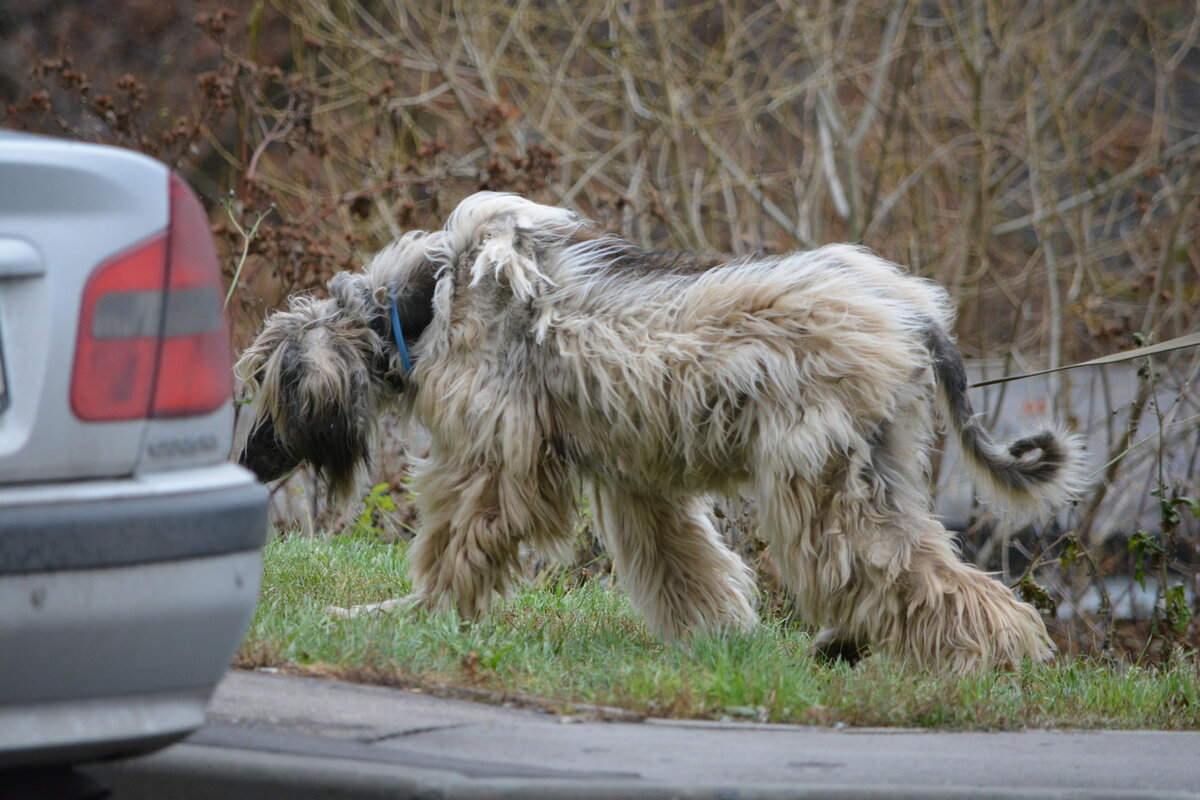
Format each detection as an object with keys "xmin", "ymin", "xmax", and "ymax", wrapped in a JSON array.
[{"xmin": 63, "ymin": 671, "xmax": 1200, "ymax": 799}]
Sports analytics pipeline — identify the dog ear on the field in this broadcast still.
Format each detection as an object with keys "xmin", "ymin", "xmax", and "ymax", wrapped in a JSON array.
[
  {"xmin": 278, "ymin": 313, "xmax": 378, "ymax": 503},
  {"xmin": 469, "ymin": 220, "xmax": 552, "ymax": 302},
  {"xmin": 391, "ymin": 260, "xmax": 439, "ymax": 347}
]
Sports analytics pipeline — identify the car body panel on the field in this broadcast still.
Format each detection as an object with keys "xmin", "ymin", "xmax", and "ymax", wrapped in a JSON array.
[
  {"xmin": 0, "ymin": 550, "xmax": 262, "ymax": 767},
  {"xmin": 0, "ymin": 131, "xmax": 170, "ymax": 482},
  {"xmin": 137, "ymin": 406, "xmax": 237, "ymax": 473},
  {"xmin": 0, "ymin": 463, "xmax": 266, "ymax": 574}
]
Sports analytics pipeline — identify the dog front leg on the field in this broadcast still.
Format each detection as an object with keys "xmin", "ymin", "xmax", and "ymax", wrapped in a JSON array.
[
  {"xmin": 406, "ymin": 466, "xmax": 524, "ymax": 620},
  {"xmin": 406, "ymin": 455, "xmax": 574, "ymax": 621},
  {"xmin": 587, "ymin": 482, "xmax": 757, "ymax": 640}
]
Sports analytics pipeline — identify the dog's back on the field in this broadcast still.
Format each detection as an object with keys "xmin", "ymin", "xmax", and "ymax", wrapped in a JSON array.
[{"xmin": 380, "ymin": 193, "xmax": 1080, "ymax": 521}]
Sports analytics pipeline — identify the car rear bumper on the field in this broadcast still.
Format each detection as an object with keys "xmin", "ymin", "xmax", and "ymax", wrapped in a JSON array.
[
  {"xmin": 0, "ymin": 463, "xmax": 267, "ymax": 574},
  {"xmin": 0, "ymin": 465, "xmax": 268, "ymax": 767}
]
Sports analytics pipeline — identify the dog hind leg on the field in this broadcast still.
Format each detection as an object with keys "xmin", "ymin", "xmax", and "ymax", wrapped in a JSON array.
[
  {"xmin": 587, "ymin": 483, "xmax": 758, "ymax": 639},
  {"xmin": 877, "ymin": 526, "xmax": 1052, "ymax": 672},
  {"xmin": 757, "ymin": 467, "xmax": 1051, "ymax": 672}
]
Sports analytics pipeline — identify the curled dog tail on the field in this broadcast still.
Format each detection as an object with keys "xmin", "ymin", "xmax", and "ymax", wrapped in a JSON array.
[{"xmin": 925, "ymin": 323, "xmax": 1084, "ymax": 519}]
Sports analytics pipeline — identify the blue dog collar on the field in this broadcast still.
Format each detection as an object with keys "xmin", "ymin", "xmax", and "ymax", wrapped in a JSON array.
[{"xmin": 390, "ymin": 295, "xmax": 414, "ymax": 374}]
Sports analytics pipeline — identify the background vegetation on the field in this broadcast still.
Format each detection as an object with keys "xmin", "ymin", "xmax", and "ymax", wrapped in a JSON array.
[{"xmin": 4, "ymin": 0, "xmax": 1198, "ymax": 663}]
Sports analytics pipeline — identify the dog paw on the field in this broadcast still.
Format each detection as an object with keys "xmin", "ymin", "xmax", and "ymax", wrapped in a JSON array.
[
  {"xmin": 324, "ymin": 592, "xmax": 435, "ymax": 619},
  {"xmin": 810, "ymin": 627, "xmax": 869, "ymax": 666},
  {"xmin": 324, "ymin": 598, "xmax": 404, "ymax": 619}
]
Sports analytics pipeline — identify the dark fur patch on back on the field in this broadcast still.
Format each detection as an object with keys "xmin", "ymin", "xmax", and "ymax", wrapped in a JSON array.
[
  {"xmin": 565, "ymin": 228, "xmax": 728, "ymax": 276},
  {"xmin": 610, "ymin": 248, "xmax": 728, "ymax": 275}
]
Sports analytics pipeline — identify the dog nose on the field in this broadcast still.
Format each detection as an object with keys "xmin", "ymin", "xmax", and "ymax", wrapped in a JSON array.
[{"xmin": 239, "ymin": 418, "xmax": 300, "ymax": 484}]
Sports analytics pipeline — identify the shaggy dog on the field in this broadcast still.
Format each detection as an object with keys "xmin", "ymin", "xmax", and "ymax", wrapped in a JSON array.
[{"xmin": 236, "ymin": 191, "xmax": 1083, "ymax": 672}]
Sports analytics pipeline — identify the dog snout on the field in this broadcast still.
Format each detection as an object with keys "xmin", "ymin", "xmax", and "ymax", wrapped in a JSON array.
[{"xmin": 239, "ymin": 416, "xmax": 300, "ymax": 484}]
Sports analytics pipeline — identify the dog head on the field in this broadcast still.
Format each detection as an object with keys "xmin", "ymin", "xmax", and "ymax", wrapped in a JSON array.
[
  {"xmin": 234, "ymin": 232, "xmax": 441, "ymax": 502},
  {"xmin": 234, "ymin": 192, "xmax": 580, "ymax": 501}
]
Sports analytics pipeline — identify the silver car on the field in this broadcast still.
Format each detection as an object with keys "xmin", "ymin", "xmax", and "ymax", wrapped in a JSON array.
[{"xmin": 0, "ymin": 131, "xmax": 267, "ymax": 768}]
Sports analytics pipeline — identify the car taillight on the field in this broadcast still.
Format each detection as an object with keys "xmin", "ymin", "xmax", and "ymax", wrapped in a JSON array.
[
  {"xmin": 71, "ymin": 174, "xmax": 231, "ymax": 421},
  {"xmin": 152, "ymin": 174, "xmax": 233, "ymax": 416}
]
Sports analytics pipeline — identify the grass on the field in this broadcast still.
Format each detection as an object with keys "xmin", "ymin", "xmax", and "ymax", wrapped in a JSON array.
[{"xmin": 238, "ymin": 532, "xmax": 1200, "ymax": 730}]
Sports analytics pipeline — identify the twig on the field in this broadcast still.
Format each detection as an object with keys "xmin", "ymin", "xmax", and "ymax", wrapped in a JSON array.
[
  {"xmin": 992, "ymin": 132, "xmax": 1200, "ymax": 235},
  {"xmin": 223, "ymin": 202, "xmax": 273, "ymax": 308}
]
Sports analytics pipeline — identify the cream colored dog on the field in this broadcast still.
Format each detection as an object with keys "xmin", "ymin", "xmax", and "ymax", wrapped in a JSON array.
[{"xmin": 237, "ymin": 192, "xmax": 1083, "ymax": 672}]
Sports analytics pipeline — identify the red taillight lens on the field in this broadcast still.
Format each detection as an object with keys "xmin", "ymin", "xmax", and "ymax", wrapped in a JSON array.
[
  {"xmin": 152, "ymin": 174, "xmax": 232, "ymax": 417},
  {"xmin": 71, "ymin": 173, "xmax": 231, "ymax": 421},
  {"xmin": 70, "ymin": 235, "xmax": 168, "ymax": 420}
]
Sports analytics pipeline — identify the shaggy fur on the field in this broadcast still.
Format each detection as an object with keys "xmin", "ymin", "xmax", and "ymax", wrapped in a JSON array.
[{"xmin": 236, "ymin": 191, "xmax": 1085, "ymax": 673}]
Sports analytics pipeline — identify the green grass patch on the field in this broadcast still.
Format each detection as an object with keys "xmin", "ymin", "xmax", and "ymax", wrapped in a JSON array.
[{"xmin": 240, "ymin": 533, "xmax": 1200, "ymax": 730}]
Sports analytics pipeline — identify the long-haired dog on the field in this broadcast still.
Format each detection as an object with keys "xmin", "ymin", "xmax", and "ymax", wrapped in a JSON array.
[{"xmin": 236, "ymin": 192, "xmax": 1084, "ymax": 673}]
